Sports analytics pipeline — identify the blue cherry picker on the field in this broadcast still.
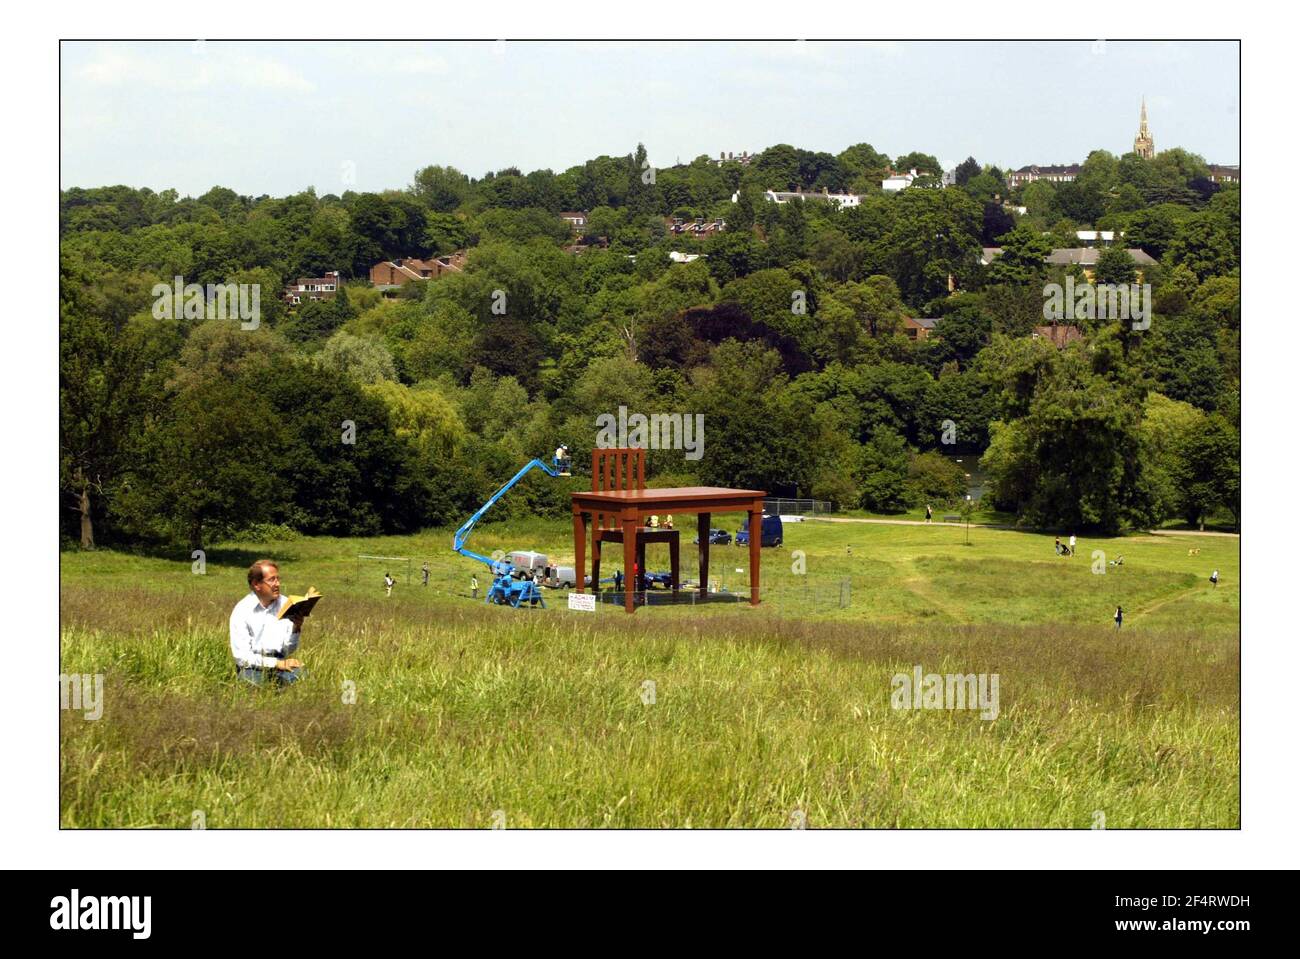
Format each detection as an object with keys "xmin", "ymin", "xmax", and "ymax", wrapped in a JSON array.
[{"xmin": 452, "ymin": 446, "xmax": 572, "ymax": 608}]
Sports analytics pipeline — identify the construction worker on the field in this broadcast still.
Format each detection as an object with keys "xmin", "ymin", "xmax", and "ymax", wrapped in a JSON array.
[
  {"xmin": 471, "ymin": 574, "xmax": 479, "ymax": 599},
  {"xmin": 554, "ymin": 444, "xmax": 571, "ymax": 475},
  {"xmin": 421, "ymin": 562, "xmax": 430, "ymax": 587},
  {"xmin": 384, "ymin": 572, "xmax": 395, "ymax": 597}
]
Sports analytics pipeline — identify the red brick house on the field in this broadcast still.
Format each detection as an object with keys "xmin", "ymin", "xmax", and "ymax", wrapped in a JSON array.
[
  {"xmin": 902, "ymin": 317, "xmax": 937, "ymax": 341},
  {"xmin": 370, "ymin": 253, "xmax": 466, "ymax": 290}
]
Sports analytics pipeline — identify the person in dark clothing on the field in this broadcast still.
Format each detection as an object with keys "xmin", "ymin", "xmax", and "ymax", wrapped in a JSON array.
[{"xmin": 1114, "ymin": 605, "xmax": 1123, "ymax": 630}]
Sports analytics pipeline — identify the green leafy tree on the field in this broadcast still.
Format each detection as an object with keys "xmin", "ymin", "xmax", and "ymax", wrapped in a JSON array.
[
  {"xmin": 1094, "ymin": 244, "xmax": 1138, "ymax": 285},
  {"xmin": 318, "ymin": 331, "xmax": 399, "ymax": 384},
  {"xmin": 858, "ymin": 428, "xmax": 911, "ymax": 512},
  {"xmin": 986, "ymin": 225, "xmax": 1052, "ymax": 286}
]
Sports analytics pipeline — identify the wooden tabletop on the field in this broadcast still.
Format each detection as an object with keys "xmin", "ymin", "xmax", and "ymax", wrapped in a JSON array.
[
  {"xmin": 574, "ymin": 485, "xmax": 764, "ymax": 501},
  {"xmin": 571, "ymin": 486, "xmax": 767, "ymax": 508}
]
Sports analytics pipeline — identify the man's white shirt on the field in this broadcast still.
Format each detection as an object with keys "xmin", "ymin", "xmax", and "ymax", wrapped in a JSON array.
[{"xmin": 229, "ymin": 592, "xmax": 300, "ymax": 669}]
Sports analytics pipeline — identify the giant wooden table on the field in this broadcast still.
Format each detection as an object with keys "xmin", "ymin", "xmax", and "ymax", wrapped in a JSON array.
[{"xmin": 571, "ymin": 486, "xmax": 767, "ymax": 613}]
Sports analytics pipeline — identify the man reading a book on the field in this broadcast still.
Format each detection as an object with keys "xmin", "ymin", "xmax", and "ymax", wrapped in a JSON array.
[{"xmin": 229, "ymin": 559, "xmax": 306, "ymax": 686}]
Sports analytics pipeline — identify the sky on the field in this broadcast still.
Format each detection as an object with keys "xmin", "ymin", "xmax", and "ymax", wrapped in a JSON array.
[{"xmin": 60, "ymin": 40, "xmax": 1240, "ymax": 197}]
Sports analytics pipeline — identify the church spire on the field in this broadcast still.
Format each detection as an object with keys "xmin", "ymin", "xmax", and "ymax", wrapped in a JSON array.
[{"xmin": 1134, "ymin": 96, "xmax": 1155, "ymax": 159}]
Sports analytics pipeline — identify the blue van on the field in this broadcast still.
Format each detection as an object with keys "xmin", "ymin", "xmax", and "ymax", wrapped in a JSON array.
[{"xmin": 736, "ymin": 514, "xmax": 784, "ymax": 547}]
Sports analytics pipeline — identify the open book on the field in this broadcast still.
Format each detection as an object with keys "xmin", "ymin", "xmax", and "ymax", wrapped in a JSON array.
[{"xmin": 277, "ymin": 587, "xmax": 323, "ymax": 620}]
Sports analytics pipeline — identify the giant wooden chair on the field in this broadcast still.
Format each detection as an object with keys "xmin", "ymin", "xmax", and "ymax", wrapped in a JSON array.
[{"xmin": 589, "ymin": 448, "xmax": 680, "ymax": 594}]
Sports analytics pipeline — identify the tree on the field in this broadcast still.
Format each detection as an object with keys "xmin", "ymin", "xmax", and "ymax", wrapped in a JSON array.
[
  {"xmin": 810, "ymin": 228, "xmax": 859, "ymax": 283},
  {"xmin": 907, "ymin": 451, "xmax": 967, "ymax": 504},
  {"xmin": 1166, "ymin": 211, "xmax": 1239, "ymax": 280},
  {"xmin": 114, "ymin": 374, "xmax": 284, "ymax": 548},
  {"xmin": 411, "ymin": 165, "xmax": 471, "ymax": 212},
  {"xmin": 986, "ymin": 225, "xmax": 1051, "ymax": 286},
  {"xmin": 980, "ymin": 365, "xmax": 1153, "ymax": 533},
  {"xmin": 423, "ymin": 213, "xmax": 469, "ymax": 256},
  {"xmin": 954, "ymin": 156, "xmax": 982, "ymax": 187},
  {"xmin": 1138, "ymin": 392, "xmax": 1205, "ymax": 525},
  {"xmin": 874, "ymin": 189, "xmax": 982, "ymax": 306},
  {"xmin": 318, "ymin": 331, "xmax": 399, "ymax": 384},
  {"xmin": 1094, "ymin": 244, "xmax": 1138, "ymax": 285},
  {"xmin": 893, "ymin": 152, "xmax": 943, "ymax": 178},
  {"xmin": 1179, "ymin": 414, "xmax": 1239, "ymax": 528},
  {"xmin": 858, "ymin": 428, "xmax": 911, "ymax": 512},
  {"xmin": 60, "ymin": 259, "xmax": 172, "ymax": 547}
]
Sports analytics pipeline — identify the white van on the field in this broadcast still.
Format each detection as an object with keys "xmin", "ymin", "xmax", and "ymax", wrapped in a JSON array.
[
  {"xmin": 542, "ymin": 565, "xmax": 578, "ymax": 588},
  {"xmin": 509, "ymin": 551, "xmax": 549, "ymax": 578}
]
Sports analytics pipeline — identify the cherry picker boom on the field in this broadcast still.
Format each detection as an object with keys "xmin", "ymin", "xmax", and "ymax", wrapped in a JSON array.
[{"xmin": 451, "ymin": 449, "xmax": 571, "ymax": 608}]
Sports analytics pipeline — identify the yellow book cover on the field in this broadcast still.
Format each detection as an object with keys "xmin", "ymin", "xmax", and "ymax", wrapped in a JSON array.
[{"xmin": 277, "ymin": 587, "xmax": 323, "ymax": 620}]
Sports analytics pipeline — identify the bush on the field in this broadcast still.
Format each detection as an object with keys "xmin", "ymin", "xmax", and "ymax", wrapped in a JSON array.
[{"xmin": 906, "ymin": 451, "xmax": 967, "ymax": 506}]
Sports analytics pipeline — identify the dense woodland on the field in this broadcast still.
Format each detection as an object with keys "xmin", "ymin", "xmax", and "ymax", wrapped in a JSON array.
[{"xmin": 60, "ymin": 141, "xmax": 1240, "ymax": 549}]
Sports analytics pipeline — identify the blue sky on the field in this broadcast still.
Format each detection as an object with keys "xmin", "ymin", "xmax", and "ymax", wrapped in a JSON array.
[{"xmin": 60, "ymin": 40, "xmax": 1239, "ymax": 197}]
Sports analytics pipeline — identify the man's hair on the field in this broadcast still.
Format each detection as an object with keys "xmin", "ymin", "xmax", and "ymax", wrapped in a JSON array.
[{"xmin": 248, "ymin": 560, "xmax": 278, "ymax": 588}]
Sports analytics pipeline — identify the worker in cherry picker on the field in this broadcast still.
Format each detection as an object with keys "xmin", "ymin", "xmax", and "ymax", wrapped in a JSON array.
[{"xmin": 554, "ymin": 444, "xmax": 572, "ymax": 476}]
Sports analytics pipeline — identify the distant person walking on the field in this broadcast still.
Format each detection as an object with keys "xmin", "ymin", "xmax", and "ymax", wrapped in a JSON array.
[
  {"xmin": 471, "ymin": 574, "xmax": 479, "ymax": 599},
  {"xmin": 384, "ymin": 572, "xmax": 395, "ymax": 597},
  {"xmin": 421, "ymin": 562, "xmax": 430, "ymax": 587},
  {"xmin": 1114, "ymin": 605, "xmax": 1123, "ymax": 631},
  {"xmin": 1211, "ymin": 569, "xmax": 1219, "ymax": 588},
  {"xmin": 1068, "ymin": 534, "xmax": 1077, "ymax": 557},
  {"xmin": 925, "ymin": 504, "xmax": 933, "ymax": 524},
  {"xmin": 614, "ymin": 569, "xmax": 623, "ymax": 593}
]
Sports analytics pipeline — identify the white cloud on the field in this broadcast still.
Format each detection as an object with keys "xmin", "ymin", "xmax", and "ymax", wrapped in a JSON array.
[
  {"xmin": 316, "ymin": 43, "xmax": 451, "ymax": 77},
  {"xmin": 74, "ymin": 46, "xmax": 314, "ymax": 92}
]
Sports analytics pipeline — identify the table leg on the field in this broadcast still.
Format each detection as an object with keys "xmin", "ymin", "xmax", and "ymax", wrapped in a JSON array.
[
  {"xmin": 749, "ymin": 504, "xmax": 762, "ymax": 606},
  {"xmin": 573, "ymin": 509, "xmax": 586, "ymax": 594},
  {"xmin": 697, "ymin": 512, "xmax": 711, "ymax": 594},
  {"xmin": 623, "ymin": 510, "xmax": 638, "ymax": 613}
]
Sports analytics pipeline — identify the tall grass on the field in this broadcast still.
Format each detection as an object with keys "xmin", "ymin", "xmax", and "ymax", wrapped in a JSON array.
[{"xmin": 60, "ymin": 515, "xmax": 1240, "ymax": 828}]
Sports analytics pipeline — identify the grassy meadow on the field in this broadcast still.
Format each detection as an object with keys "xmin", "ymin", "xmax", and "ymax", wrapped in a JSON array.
[{"xmin": 59, "ymin": 516, "xmax": 1239, "ymax": 827}]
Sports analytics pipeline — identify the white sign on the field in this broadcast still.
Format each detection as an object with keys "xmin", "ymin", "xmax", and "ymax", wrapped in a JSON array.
[{"xmin": 568, "ymin": 593, "xmax": 597, "ymax": 612}]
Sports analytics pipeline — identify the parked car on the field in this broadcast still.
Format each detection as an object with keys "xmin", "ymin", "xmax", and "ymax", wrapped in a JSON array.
[
  {"xmin": 692, "ymin": 528, "xmax": 732, "ymax": 546},
  {"xmin": 736, "ymin": 514, "xmax": 784, "ymax": 547},
  {"xmin": 644, "ymin": 571, "xmax": 675, "ymax": 589}
]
